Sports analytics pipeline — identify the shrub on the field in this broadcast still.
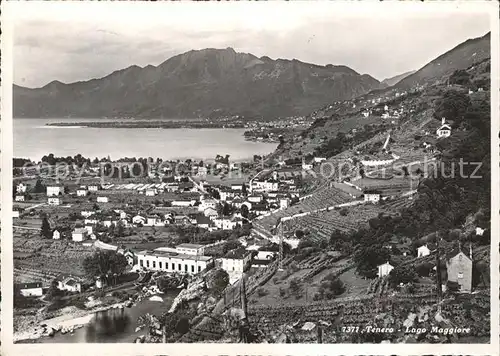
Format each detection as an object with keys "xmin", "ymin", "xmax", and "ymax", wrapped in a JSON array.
[
  {"xmin": 256, "ymin": 287, "xmax": 268, "ymax": 297},
  {"xmin": 320, "ymin": 274, "xmax": 345, "ymax": 298},
  {"xmin": 289, "ymin": 278, "xmax": 303, "ymax": 297},
  {"xmin": 449, "ymin": 69, "xmax": 470, "ymax": 86},
  {"xmin": 279, "ymin": 287, "xmax": 286, "ymax": 297},
  {"xmin": 295, "ymin": 230, "xmax": 305, "ymax": 239},
  {"xmin": 339, "ymin": 208, "xmax": 348, "ymax": 216},
  {"xmin": 415, "ymin": 262, "xmax": 433, "ymax": 277},
  {"xmin": 389, "ymin": 265, "xmax": 418, "ymax": 287},
  {"xmin": 289, "ymin": 262, "xmax": 300, "ymax": 273}
]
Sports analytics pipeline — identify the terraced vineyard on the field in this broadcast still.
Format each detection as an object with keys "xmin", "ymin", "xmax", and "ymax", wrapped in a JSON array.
[
  {"xmin": 366, "ymin": 277, "xmax": 390, "ymax": 296},
  {"xmin": 14, "ymin": 266, "xmax": 59, "ymax": 285},
  {"xmin": 247, "ymin": 292, "xmax": 490, "ymax": 342},
  {"xmin": 14, "ymin": 237, "xmax": 95, "ymax": 278},
  {"xmin": 382, "ymin": 196, "xmax": 414, "ymax": 211},
  {"xmin": 284, "ymin": 204, "xmax": 384, "ymax": 243},
  {"xmin": 353, "ymin": 177, "xmax": 418, "ymax": 194},
  {"xmin": 255, "ymin": 186, "xmax": 354, "ymax": 232}
]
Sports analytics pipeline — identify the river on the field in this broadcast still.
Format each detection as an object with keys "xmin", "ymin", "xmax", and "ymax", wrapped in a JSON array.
[
  {"xmin": 14, "ymin": 118, "xmax": 277, "ymax": 162},
  {"xmin": 35, "ymin": 291, "xmax": 180, "ymax": 343}
]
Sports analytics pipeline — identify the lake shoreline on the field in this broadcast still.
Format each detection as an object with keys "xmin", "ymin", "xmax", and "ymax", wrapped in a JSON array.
[
  {"xmin": 45, "ymin": 121, "xmax": 245, "ymax": 129},
  {"xmin": 15, "ymin": 118, "xmax": 277, "ymax": 162}
]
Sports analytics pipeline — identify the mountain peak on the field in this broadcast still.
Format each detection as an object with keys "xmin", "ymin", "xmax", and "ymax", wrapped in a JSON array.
[{"xmin": 42, "ymin": 80, "xmax": 65, "ymax": 89}]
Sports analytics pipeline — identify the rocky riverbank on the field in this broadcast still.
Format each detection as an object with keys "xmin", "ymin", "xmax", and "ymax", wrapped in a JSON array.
[{"xmin": 14, "ymin": 301, "xmax": 131, "ymax": 342}]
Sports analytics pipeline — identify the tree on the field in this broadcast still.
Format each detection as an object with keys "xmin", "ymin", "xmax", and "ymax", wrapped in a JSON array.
[
  {"xmin": 82, "ymin": 250, "xmax": 128, "ymax": 284},
  {"xmin": 240, "ymin": 204, "xmax": 249, "ymax": 219},
  {"xmin": 415, "ymin": 262, "xmax": 433, "ymax": 277},
  {"xmin": 33, "ymin": 179, "xmax": 45, "ymax": 194},
  {"xmin": 389, "ymin": 265, "xmax": 418, "ymax": 287},
  {"xmin": 45, "ymin": 279, "xmax": 63, "ymax": 300},
  {"xmin": 289, "ymin": 278, "xmax": 303, "ymax": 298},
  {"xmin": 40, "ymin": 217, "xmax": 52, "ymax": 238},
  {"xmin": 353, "ymin": 233, "xmax": 390, "ymax": 278},
  {"xmin": 206, "ymin": 268, "xmax": 229, "ymax": 297},
  {"xmin": 107, "ymin": 224, "xmax": 116, "ymax": 236},
  {"xmin": 295, "ymin": 229, "xmax": 305, "ymax": 239},
  {"xmin": 317, "ymin": 274, "xmax": 345, "ymax": 300},
  {"xmin": 339, "ymin": 208, "xmax": 348, "ymax": 216},
  {"xmin": 449, "ymin": 69, "xmax": 470, "ymax": 86},
  {"xmin": 222, "ymin": 240, "xmax": 241, "ymax": 254},
  {"xmin": 222, "ymin": 203, "xmax": 231, "ymax": 216},
  {"xmin": 115, "ymin": 221, "xmax": 125, "ymax": 237},
  {"xmin": 433, "ymin": 90, "xmax": 471, "ymax": 123}
]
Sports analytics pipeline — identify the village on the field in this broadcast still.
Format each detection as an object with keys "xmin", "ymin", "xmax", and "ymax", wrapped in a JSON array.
[{"xmin": 12, "ymin": 57, "xmax": 492, "ymax": 343}]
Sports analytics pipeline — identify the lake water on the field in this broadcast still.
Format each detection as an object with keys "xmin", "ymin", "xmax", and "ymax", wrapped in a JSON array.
[
  {"xmin": 38, "ymin": 291, "xmax": 179, "ymax": 343},
  {"xmin": 14, "ymin": 118, "xmax": 277, "ymax": 162}
]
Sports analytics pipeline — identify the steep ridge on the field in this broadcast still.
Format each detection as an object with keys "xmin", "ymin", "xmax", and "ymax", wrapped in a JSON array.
[{"xmin": 396, "ymin": 32, "xmax": 490, "ymax": 89}]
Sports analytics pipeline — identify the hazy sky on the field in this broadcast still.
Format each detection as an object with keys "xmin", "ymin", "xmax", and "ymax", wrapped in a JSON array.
[{"xmin": 11, "ymin": 2, "xmax": 492, "ymax": 88}]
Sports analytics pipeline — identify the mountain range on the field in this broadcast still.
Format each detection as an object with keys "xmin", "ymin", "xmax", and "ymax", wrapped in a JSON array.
[
  {"xmin": 14, "ymin": 48, "xmax": 381, "ymax": 119},
  {"xmin": 13, "ymin": 32, "xmax": 490, "ymax": 120}
]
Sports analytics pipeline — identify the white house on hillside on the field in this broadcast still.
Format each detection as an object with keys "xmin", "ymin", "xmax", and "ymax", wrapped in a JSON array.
[
  {"xmin": 17, "ymin": 183, "xmax": 27, "ymax": 193},
  {"xmin": 52, "ymin": 229, "xmax": 61, "ymax": 240},
  {"xmin": 417, "ymin": 244, "xmax": 431, "ymax": 257},
  {"xmin": 48, "ymin": 197, "xmax": 61, "ymax": 206},
  {"xmin": 15, "ymin": 282, "xmax": 43, "ymax": 297},
  {"xmin": 15, "ymin": 195, "xmax": 25, "ymax": 202},
  {"xmin": 72, "ymin": 228, "xmax": 89, "ymax": 242},
  {"xmin": 58, "ymin": 276, "xmax": 82, "ymax": 293},
  {"xmin": 363, "ymin": 190, "xmax": 381, "ymax": 203},
  {"xmin": 97, "ymin": 196, "xmax": 109, "ymax": 203},
  {"xmin": 47, "ymin": 186, "xmax": 63, "ymax": 197},
  {"xmin": 377, "ymin": 262, "xmax": 394, "ymax": 277},
  {"xmin": 436, "ymin": 118, "xmax": 451, "ymax": 138},
  {"xmin": 88, "ymin": 184, "xmax": 100, "ymax": 192}
]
